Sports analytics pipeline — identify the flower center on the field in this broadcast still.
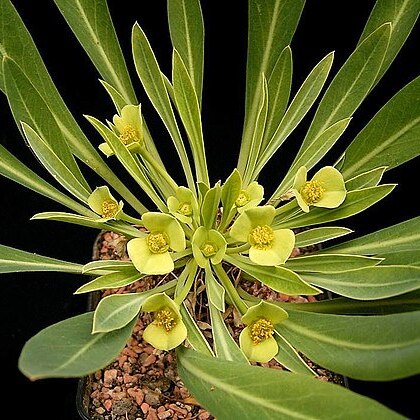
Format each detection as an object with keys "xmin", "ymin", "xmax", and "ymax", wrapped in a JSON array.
[
  {"xmin": 201, "ymin": 242, "xmax": 217, "ymax": 257},
  {"xmin": 249, "ymin": 318, "xmax": 274, "ymax": 344},
  {"xmin": 300, "ymin": 180, "xmax": 325, "ymax": 205},
  {"xmin": 235, "ymin": 190, "xmax": 250, "ymax": 207},
  {"xmin": 147, "ymin": 232, "xmax": 170, "ymax": 254},
  {"xmin": 178, "ymin": 202, "xmax": 192, "ymax": 216},
  {"xmin": 119, "ymin": 124, "xmax": 139, "ymax": 145},
  {"xmin": 101, "ymin": 200, "xmax": 119, "ymax": 218},
  {"xmin": 154, "ymin": 309, "xmax": 177, "ymax": 332},
  {"xmin": 249, "ymin": 225, "xmax": 274, "ymax": 250}
]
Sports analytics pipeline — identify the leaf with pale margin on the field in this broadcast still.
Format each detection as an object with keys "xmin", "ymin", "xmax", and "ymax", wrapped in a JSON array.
[
  {"xmin": 323, "ymin": 216, "xmax": 420, "ymax": 255},
  {"xmin": 344, "ymin": 166, "xmax": 387, "ymax": 190},
  {"xmin": 209, "ymin": 303, "xmax": 248, "ymax": 363},
  {"xmin": 82, "ymin": 260, "xmax": 136, "ymax": 274},
  {"xmin": 0, "ymin": 244, "xmax": 83, "ymax": 274},
  {"xmin": 294, "ymin": 227, "xmax": 353, "ymax": 248},
  {"xmin": 239, "ymin": 0, "xmax": 305, "ymax": 174},
  {"xmin": 341, "ymin": 75, "xmax": 420, "ymax": 179},
  {"xmin": 201, "ymin": 184, "xmax": 221, "ymax": 229},
  {"xmin": 75, "ymin": 271, "xmax": 142, "ymax": 295},
  {"xmin": 205, "ymin": 266, "xmax": 225, "ymax": 312},
  {"xmin": 378, "ymin": 249, "xmax": 420, "ymax": 266},
  {"xmin": 273, "ymin": 185, "xmax": 395, "ymax": 229},
  {"xmin": 278, "ymin": 309, "xmax": 420, "ymax": 381},
  {"xmin": 0, "ymin": 145, "xmax": 93, "ymax": 217},
  {"xmin": 168, "ymin": 0, "xmax": 204, "ymax": 105},
  {"xmin": 177, "ymin": 347, "xmax": 403, "ymax": 419},
  {"xmin": 19, "ymin": 312, "xmax": 135, "ymax": 380},
  {"xmin": 224, "ymin": 255, "xmax": 320, "ymax": 296},
  {"xmin": 53, "ymin": 0, "xmax": 136, "ymax": 104},
  {"xmin": 303, "ymin": 265, "xmax": 420, "ymax": 300},
  {"xmin": 285, "ymin": 254, "xmax": 382, "ymax": 273}
]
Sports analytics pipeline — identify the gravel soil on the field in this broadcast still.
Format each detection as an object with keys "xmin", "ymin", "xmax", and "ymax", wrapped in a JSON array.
[{"xmin": 77, "ymin": 231, "xmax": 346, "ymax": 420}]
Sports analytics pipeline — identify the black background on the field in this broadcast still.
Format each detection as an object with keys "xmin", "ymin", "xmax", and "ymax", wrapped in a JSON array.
[{"xmin": 1, "ymin": 1, "xmax": 419, "ymax": 419}]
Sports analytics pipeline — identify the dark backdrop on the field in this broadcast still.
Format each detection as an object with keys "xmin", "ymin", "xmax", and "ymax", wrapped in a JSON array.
[{"xmin": 1, "ymin": 1, "xmax": 419, "ymax": 419}]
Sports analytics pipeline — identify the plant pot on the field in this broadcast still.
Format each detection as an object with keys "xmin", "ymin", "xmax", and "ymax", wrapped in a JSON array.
[{"xmin": 75, "ymin": 231, "xmax": 349, "ymax": 419}]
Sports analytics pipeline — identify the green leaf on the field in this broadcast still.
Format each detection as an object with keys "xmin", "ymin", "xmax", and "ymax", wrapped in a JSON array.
[
  {"xmin": 0, "ymin": 145, "xmax": 93, "ymax": 217},
  {"xmin": 177, "ymin": 347, "xmax": 403, "ymax": 419},
  {"xmin": 18, "ymin": 312, "xmax": 135, "ymax": 380},
  {"xmin": 224, "ymin": 255, "xmax": 321, "ymax": 296},
  {"xmin": 262, "ymin": 46, "xmax": 292, "ymax": 147},
  {"xmin": 21, "ymin": 123, "xmax": 90, "ymax": 202},
  {"xmin": 209, "ymin": 303, "xmax": 249, "ymax": 363},
  {"xmin": 0, "ymin": 244, "xmax": 83, "ymax": 274},
  {"xmin": 201, "ymin": 183, "xmax": 221, "ymax": 229},
  {"xmin": 282, "ymin": 291, "xmax": 420, "ymax": 315},
  {"xmin": 323, "ymin": 216, "xmax": 420, "ymax": 255},
  {"xmin": 31, "ymin": 211, "xmax": 143, "ymax": 239},
  {"xmin": 0, "ymin": 1, "xmax": 143, "ymax": 211},
  {"xmin": 239, "ymin": 0, "xmax": 305, "ymax": 174},
  {"xmin": 341, "ymin": 76, "xmax": 420, "ymax": 179},
  {"xmin": 285, "ymin": 254, "xmax": 382, "ymax": 273},
  {"xmin": 180, "ymin": 304, "xmax": 214, "ymax": 357},
  {"xmin": 302, "ymin": 23, "xmax": 391, "ymax": 151},
  {"xmin": 294, "ymin": 227, "xmax": 353, "ymax": 248},
  {"xmin": 99, "ymin": 80, "xmax": 127, "ymax": 114},
  {"xmin": 273, "ymin": 332, "xmax": 317, "ymax": 376},
  {"xmin": 303, "ymin": 265, "xmax": 420, "ymax": 300},
  {"xmin": 3, "ymin": 59, "xmax": 89, "ymax": 192},
  {"xmin": 131, "ymin": 22, "xmax": 195, "ymax": 193},
  {"xmin": 168, "ymin": 0, "xmax": 204, "ymax": 105},
  {"xmin": 75, "ymin": 271, "xmax": 142, "ymax": 294},
  {"xmin": 82, "ymin": 260, "xmax": 136, "ymax": 274},
  {"xmin": 53, "ymin": 0, "xmax": 136, "ymax": 104},
  {"xmin": 221, "ymin": 169, "xmax": 242, "ymax": 213},
  {"xmin": 256, "ymin": 52, "xmax": 335, "ymax": 176},
  {"xmin": 358, "ymin": 0, "xmax": 420, "ymax": 87},
  {"xmin": 274, "ymin": 184, "xmax": 395, "ymax": 229},
  {"xmin": 205, "ymin": 265, "xmax": 225, "ymax": 312},
  {"xmin": 272, "ymin": 117, "xmax": 351, "ymax": 197},
  {"xmin": 344, "ymin": 166, "xmax": 387, "ymax": 190},
  {"xmin": 278, "ymin": 310, "xmax": 420, "ymax": 381},
  {"xmin": 378, "ymin": 249, "xmax": 420, "ymax": 266},
  {"xmin": 172, "ymin": 49, "xmax": 208, "ymax": 184}
]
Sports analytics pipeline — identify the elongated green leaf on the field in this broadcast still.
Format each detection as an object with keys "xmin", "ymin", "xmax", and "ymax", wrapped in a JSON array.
[
  {"xmin": 172, "ymin": 50, "xmax": 208, "ymax": 184},
  {"xmin": 82, "ymin": 260, "xmax": 136, "ymax": 274},
  {"xmin": 205, "ymin": 266, "xmax": 225, "ymax": 312},
  {"xmin": 281, "ymin": 291, "xmax": 420, "ymax": 315},
  {"xmin": 131, "ymin": 23, "xmax": 195, "ymax": 193},
  {"xmin": 359, "ymin": 0, "xmax": 420, "ymax": 86},
  {"xmin": 22, "ymin": 123, "xmax": 90, "ymax": 202},
  {"xmin": 209, "ymin": 303, "xmax": 248, "ymax": 363},
  {"xmin": 3, "ymin": 59, "xmax": 89, "ymax": 192},
  {"xmin": 75, "ymin": 271, "xmax": 142, "ymax": 294},
  {"xmin": 303, "ymin": 265, "xmax": 420, "ymax": 300},
  {"xmin": 274, "ymin": 184, "xmax": 395, "ymax": 229},
  {"xmin": 285, "ymin": 254, "xmax": 382, "ymax": 273},
  {"xmin": 262, "ymin": 46, "xmax": 292, "ymax": 147},
  {"xmin": 256, "ymin": 52, "xmax": 335, "ymax": 176},
  {"xmin": 324, "ymin": 216, "xmax": 420, "ymax": 255},
  {"xmin": 0, "ymin": 244, "xmax": 83, "ymax": 274},
  {"xmin": 168, "ymin": 0, "xmax": 204, "ymax": 105},
  {"xmin": 278, "ymin": 310, "xmax": 420, "ymax": 381},
  {"xmin": 221, "ymin": 169, "xmax": 242, "ymax": 214},
  {"xmin": 53, "ymin": 0, "xmax": 136, "ymax": 104},
  {"xmin": 0, "ymin": 145, "xmax": 94, "ymax": 217},
  {"xmin": 99, "ymin": 79, "xmax": 127, "ymax": 114},
  {"xmin": 239, "ymin": 0, "xmax": 305, "ymax": 174},
  {"xmin": 0, "ymin": 0, "xmax": 145, "ymax": 212},
  {"xmin": 224, "ymin": 255, "xmax": 321, "ymax": 296},
  {"xmin": 180, "ymin": 304, "xmax": 214, "ymax": 357},
  {"xmin": 341, "ymin": 76, "xmax": 420, "ymax": 179},
  {"xmin": 344, "ymin": 166, "xmax": 387, "ymax": 190},
  {"xmin": 31, "ymin": 211, "xmax": 143, "ymax": 239},
  {"xmin": 177, "ymin": 347, "xmax": 403, "ymax": 419},
  {"xmin": 201, "ymin": 183, "xmax": 221, "ymax": 229},
  {"xmin": 302, "ymin": 23, "xmax": 391, "ymax": 150},
  {"xmin": 378, "ymin": 249, "xmax": 420, "ymax": 266},
  {"xmin": 19, "ymin": 312, "xmax": 135, "ymax": 380},
  {"xmin": 274, "ymin": 332, "xmax": 317, "ymax": 376},
  {"xmin": 295, "ymin": 227, "xmax": 353, "ymax": 248},
  {"xmin": 272, "ymin": 117, "xmax": 351, "ymax": 197}
]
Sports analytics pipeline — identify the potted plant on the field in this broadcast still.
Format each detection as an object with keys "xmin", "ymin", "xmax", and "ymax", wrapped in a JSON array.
[{"xmin": 1, "ymin": 0, "xmax": 419, "ymax": 419}]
